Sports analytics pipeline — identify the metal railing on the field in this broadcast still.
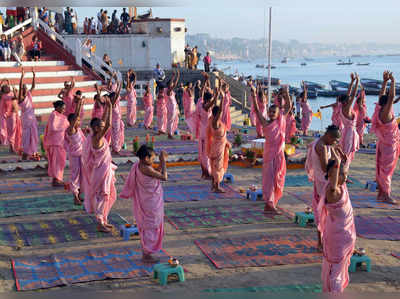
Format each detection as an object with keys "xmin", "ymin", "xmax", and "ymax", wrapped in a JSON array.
[{"xmin": 3, "ymin": 18, "xmax": 32, "ymax": 38}]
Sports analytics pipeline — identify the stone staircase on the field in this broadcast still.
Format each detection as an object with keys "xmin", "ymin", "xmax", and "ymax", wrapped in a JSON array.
[{"xmin": 0, "ymin": 26, "xmax": 108, "ymax": 121}]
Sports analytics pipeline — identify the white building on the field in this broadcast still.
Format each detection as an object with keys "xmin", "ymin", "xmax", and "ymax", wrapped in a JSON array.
[{"xmin": 62, "ymin": 18, "xmax": 186, "ymax": 71}]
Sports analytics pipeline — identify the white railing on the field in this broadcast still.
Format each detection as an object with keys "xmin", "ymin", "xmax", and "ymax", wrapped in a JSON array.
[
  {"xmin": 35, "ymin": 17, "xmax": 121, "ymax": 83},
  {"xmin": 3, "ymin": 18, "xmax": 33, "ymax": 39}
]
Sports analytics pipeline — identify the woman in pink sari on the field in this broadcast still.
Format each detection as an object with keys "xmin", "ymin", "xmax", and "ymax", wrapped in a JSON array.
[
  {"xmin": 206, "ymin": 86, "xmax": 231, "ymax": 193},
  {"xmin": 250, "ymin": 84, "xmax": 267, "ymax": 138},
  {"xmin": 354, "ymin": 88, "xmax": 369, "ymax": 147},
  {"xmin": 183, "ymin": 82, "xmax": 196, "ymax": 134},
  {"xmin": 338, "ymin": 73, "xmax": 360, "ymax": 173},
  {"xmin": 300, "ymin": 84, "xmax": 312, "ymax": 136},
  {"xmin": 143, "ymin": 84, "xmax": 154, "ymax": 129},
  {"xmin": 82, "ymin": 95, "xmax": 117, "ymax": 233},
  {"xmin": 18, "ymin": 69, "xmax": 39, "ymax": 160},
  {"xmin": 57, "ymin": 78, "xmax": 75, "ymax": 116},
  {"xmin": 253, "ymin": 85, "xmax": 291, "ymax": 213},
  {"xmin": 196, "ymin": 75, "xmax": 217, "ymax": 179},
  {"xmin": 156, "ymin": 86, "xmax": 167, "ymax": 135},
  {"xmin": 44, "ymin": 101, "xmax": 69, "ymax": 186},
  {"xmin": 92, "ymin": 83, "xmax": 105, "ymax": 119},
  {"xmin": 317, "ymin": 148, "xmax": 356, "ymax": 293},
  {"xmin": 166, "ymin": 69, "xmax": 180, "ymax": 139},
  {"xmin": 285, "ymin": 109, "xmax": 297, "ymax": 144},
  {"xmin": 65, "ymin": 97, "xmax": 86, "ymax": 205},
  {"xmin": 221, "ymin": 82, "xmax": 232, "ymax": 132},
  {"xmin": 125, "ymin": 69, "xmax": 137, "ymax": 127},
  {"xmin": 110, "ymin": 82, "xmax": 125, "ymax": 154},
  {"xmin": 320, "ymin": 100, "xmax": 342, "ymax": 130},
  {"xmin": 371, "ymin": 71, "xmax": 400, "ymax": 204},
  {"xmin": 120, "ymin": 145, "xmax": 168, "ymax": 263},
  {"xmin": 1, "ymin": 80, "xmax": 22, "ymax": 153}
]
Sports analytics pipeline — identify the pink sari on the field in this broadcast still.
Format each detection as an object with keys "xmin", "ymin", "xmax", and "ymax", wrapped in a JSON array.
[
  {"xmin": 63, "ymin": 89, "xmax": 74, "ymax": 116},
  {"xmin": 143, "ymin": 93, "xmax": 153, "ymax": 128},
  {"xmin": 111, "ymin": 97, "xmax": 125, "ymax": 152},
  {"xmin": 20, "ymin": 91, "xmax": 39, "ymax": 156},
  {"xmin": 126, "ymin": 87, "xmax": 137, "ymax": 126},
  {"xmin": 305, "ymin": 139, "xmax": 331, "ymax": 226},
  {"xmin": 221, "ymin": 91, "xmax": 232, "ymax": 131},
  {"xmin": 206, "ymin": 119, "xmax": 231, "ymax": 184},
  {"xmin": 120, "ymin": 162, "xmax": 164, "ymax": 255},
  {"xmin": 92, "ymin": 101, "xmax": 105, "ymax": 119},
  {"xmin": 354, "ymin": 101, "xmax": 367, "ymax": 145},
  {"xmin": 371, "ymin": 104, "xmax": 400, "ymax": 195},
  {"xmin": 166, "ymin": 91, "xmax": 179, "ymax": 135},
  {"xmin": 195, "ymin": 99, "xmax": 211, "ymax": 174},
  {"xmin": 332, "ymin": 103, "xmax": 343, "ymax": 129},
  {"xmin": 249, "ymin": 95, "xmax": 256, "ymax": 127},
  {"xmin": 82, "ymin": 136, "xmax": 117, "ymax": 225},
  {"xmin": 317, "ymin": 183, "xmax": 356, "ymax": 293},
  {"xmin": 44, "ymin": 111, "xmax": 69, "ymax": 181},
  {"xmin": 156, "ymin": 92, "xmax": 167, "ymax": 133},
  {"xmin": 65, "ymin": 128, "xmax": 86, "ymax": 196},
  {"xmin": 1, "ymin": 93, "xmax": 22, "ymax": 152},
  {"xmin": 339, "ymin": 109, "xmax": 360, "ymax": 172},
  {"xmin": 285, "ymin": 113, "xmax": 297, "ymax": 143},
  {"xmin": 255, "ymin": 97, "xmax": 267, "ymax": 137},
  {"xmin": 183, "ymin": 90, "xmax": 196, "ymax": 134},
  {"xmin": 262, "ymin": 112, "xmax": 286, "ymax": 209},
  {"xmin": 301, "ymin": 101, "xmax": 312, "ymax": 133}
]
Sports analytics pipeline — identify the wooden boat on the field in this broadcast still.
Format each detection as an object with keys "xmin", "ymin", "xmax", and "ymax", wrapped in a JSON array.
[{"xmin": 356, "ymin": 62, "xmax": 370, "ymax": 66}]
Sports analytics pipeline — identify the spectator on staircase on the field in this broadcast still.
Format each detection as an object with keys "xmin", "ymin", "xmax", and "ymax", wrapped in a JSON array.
[
  {"xmin": 16, "ymin": 7, "xmax": 26, "ymax": 24},
  {"xmin": 70, "ymin": 8, "xmax": 78, "ymax": 34},
  {"xmin": 121, "ymin": 8, "xmax": 130, "ymax": 25},
  {"xmin": 11, "ymin": 35, "xmax": 25, "ymax": 66},
  {"xmin": 64, "ymin": 7, "xmax": 72, "ymax": 34},
  {"xmin": 0, "ymin": 34, "xmax": 11, "ymax": 62},
  {"xmin": 6, "ymin": 7, "xmax": 17, "ymax": 29},
  {"xmin": 102, "ymin": 53, "xmax": 113, "ymax": 77},
  {"xmin": 203, "ymin": 52, "xmax": 211, "ymax": 73},
  {"xmin": 90, "ymin": 17, "xmax": 97, "ymax": 34},
  {"xmin": 83, "ymin": 17, "xmax": 89, "ymax": 35},
  {"xmin": 40, "ymin": 7, "xmax": 49, "ymax": 24},
  {"xmin": 28, "ymin": 35, "xmax": 42, "ymax": 61},
  {"xmin": 97, "ymin": 9, "xmax": 103, "ymax": 34}
]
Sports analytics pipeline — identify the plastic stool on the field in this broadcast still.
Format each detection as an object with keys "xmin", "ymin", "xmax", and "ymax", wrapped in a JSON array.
[
  {"xmin": 366, "ymin": 181, "xmax": 377, "ymax": 192},
  {"xmin": 240, "ymin": 128, "xmax": 248, "ymax": 134},
  {"xmin": 294, "ymin": 212, "xmax": 314, "ymax": 227},
  {"xmin": 349, "ymin": 254, "xmax": 371, "ymax": 272},
  {"xmin": 368, "ymin": 143, "xmax": 376, "ymax": 149},
  {"xmin": 119, "ymin": 224, "xmax": 139, "ymax": 241},
  {"xmin": 174, "ymin": 129, "xmax": 180, "ymax": 135},
  {"xmin": 246, "ymin": 189, "xmax": 263, "ymax": 201},
  {"xmin": 153, "ymin": 263, "xmax": 185, "ymax": 286},
  {"xmin": 223, "ymin": 173, "xmax": 234, "ymax": 184}
]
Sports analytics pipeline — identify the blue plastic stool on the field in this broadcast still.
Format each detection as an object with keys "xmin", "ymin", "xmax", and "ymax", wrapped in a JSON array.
[
  {"xmin": 349, "ymin": 254, "xmax": 371, "ymax": 272},
  {"xmin": 246, "ymin": 189, "xmax": 263, "ymax": 201},
  {"xmin": 368, "ymin": 143, "xmax": 376, "ymax": 149},
  {"xmin": 119, "ymin": 225, "xmax": 139, "ymax": 241},
  {"xmin": 240, "ymin": 128, "xmax": 249, "ymax": 134},
  {"xmin": 153, "ymin": 263, "xmax": 185, "ymax": 286},
  {"xmin": 223, "ymin": 173, "xmax": 234, "ymax": 184},
  {"xmin": 294, "ymin": 212, "xmax": 315, "ymax": 227},
  {"xmin": 366, "ymin": 181, "xmax": 377, "ymax": 192},
  {"xmin": 174, "ymin": 129, "xmax": 180, "ymax": 135}
]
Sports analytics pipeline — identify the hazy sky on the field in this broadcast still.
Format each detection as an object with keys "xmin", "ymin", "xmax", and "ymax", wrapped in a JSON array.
[{"xmin": 6, "ymin": 1, "xmax": 399, "ymax": 44}]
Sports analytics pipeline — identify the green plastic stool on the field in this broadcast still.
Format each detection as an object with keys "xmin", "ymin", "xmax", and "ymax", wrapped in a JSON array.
[
  {"xmin": 294, "ymin": 212, "xmax": 314, "ymax": 227},
  {"xmin": 348, "ymin": 254, "xmax": 371, "ymax": 272},
  {"xmin": 153, "ymin": 263, "xmax": 185, "ymax": 286}
]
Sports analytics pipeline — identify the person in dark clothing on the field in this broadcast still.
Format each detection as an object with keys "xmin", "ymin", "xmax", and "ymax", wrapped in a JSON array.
[
  {"xmin": 121, "ymin": 8, "xmax": 130, "ymax": 25},
  {"xmin": 176, "ymin": 82, "xmax": 184, "ymax": 114},
  {"xmin": 194, "ymin": 80, "xmax": 201, "ymax": 104}
]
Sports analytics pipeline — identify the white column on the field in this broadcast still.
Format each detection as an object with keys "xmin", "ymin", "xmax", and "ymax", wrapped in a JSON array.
[{"xmin": 75, "ymin": 39, "xmax": 82, "ymax": 67}]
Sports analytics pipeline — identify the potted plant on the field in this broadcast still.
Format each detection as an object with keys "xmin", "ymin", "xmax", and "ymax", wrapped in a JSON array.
[{"xmin": 234, "ymin": 133, "xmax": 242, "ymax": 147}]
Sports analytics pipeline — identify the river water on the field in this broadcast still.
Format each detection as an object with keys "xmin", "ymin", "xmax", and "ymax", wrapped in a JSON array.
[{"xmin": 215, "ymin": 55, "xmax": 400, "ymax": 131}]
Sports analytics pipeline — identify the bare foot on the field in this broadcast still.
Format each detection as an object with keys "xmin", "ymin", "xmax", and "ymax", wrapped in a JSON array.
[
  {"xmin": 104, "ymin": 223, "xmax": 114, "ymax": 229},
  {"xmin": 168, "ymin": 134, "xmax": 174, "ymax": 139},
  {"xmin": 384, "ymin": 196, "xmax": 398, "ymax": 205},
  {"xmin": 264, "ymin": 204, "xmax": 280, "ymax": 214},
  {"xmin": 52, "ymin": 180, "xmax": 65, "ymax": 187},
  {"xmin": 142, "ymin": 253, "xmax": 160, "ymax": 264},
  {"xmin": 214, "ymin": 188, "xmax": 226, "ymax": 193},
  {"xmin": 97, "ymin": 223, "xmax": 111, "ymax": 233},
  {"xmin": 73, "ymin": 195, "xmax": 82, "ymax": 205},
  {"xmin": 21, "ymin": 153, "xmax": 28, "ymax": 161}
]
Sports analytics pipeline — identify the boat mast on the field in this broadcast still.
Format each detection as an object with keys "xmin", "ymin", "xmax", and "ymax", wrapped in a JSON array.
[{"xmin": 267, "ymin": 7, "xmax": 272, "ymax": 106}]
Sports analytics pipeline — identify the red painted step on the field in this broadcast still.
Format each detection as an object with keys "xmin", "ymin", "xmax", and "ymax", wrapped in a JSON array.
[
  {"xmin": 0, "ymin": 65, "xmax": 79, "ymax": 73},
  {"xmin": 7, "ymin": 75, "xmax": 96, "ymax": 85},
  {"xmin": 31, "ymin": 85, "xmax": 99, "ymax": 97}
]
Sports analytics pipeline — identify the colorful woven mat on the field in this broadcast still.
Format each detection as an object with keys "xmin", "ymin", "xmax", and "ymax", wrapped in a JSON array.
[
  {"xmin": 195, "ymin": 234, "xmax": 321, "ymax": 269},
  {"xmin": 12, "ymin": 247, "xmax": 168, "ymax": 291},
  {"xmin": 288, "ymin": 190, "xmax": 400, "ymax": 210},
  {"xmin": 166, "ymin": 206, "xmax": 291, "ymax": 230},
  {"xmin": 155, "ymin": 145, "xmax": 198, "ymax": 155},
  {"xmin": 203, "ymin": 283, "xmax": 322, "ymax": 293},
  {"xmin": 0, "ymin": 194, "xmax": 82, "ymax": 218},
  {"xmin": 285, "ymin": 175, "xmax": 363, "ymax": 188},
  {"xmin": 163, "ymin": 184, "xmax": 243, "ymax": 202},
  {"xmin": 391, "ymin": 252, "xmax": 400, "ymax": 260},
  {"xmin": 0, "ymin": 213, "xmax": 126, "ymax": 248},
  {"xmin": 166, "ymin": 169, "xmax": 202, "ymax": 182},
  {"xmin": 355, "ymin": 215, "xmax": 400, "ymax": 240},
  {"xmin": 0, "ymin": 180, "xmax": 57, "ymax": 194}
]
